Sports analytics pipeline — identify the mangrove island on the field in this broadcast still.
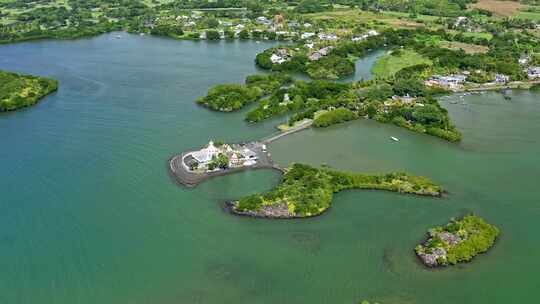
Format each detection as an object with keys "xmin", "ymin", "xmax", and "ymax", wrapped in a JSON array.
[
  {"xmin": 415, "ymin": 215, "xmax": 500, "ymax": 267},
  {"xmin": 227, "ymin": 163, "xmax": 443, "ymax": 218}
]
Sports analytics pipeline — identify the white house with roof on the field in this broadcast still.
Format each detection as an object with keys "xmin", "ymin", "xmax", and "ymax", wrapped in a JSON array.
[
  {"xmin": 309, "ymin": 46, "xmax": 333, "ymax": 61},
  {"xmin": 495, "ymin": 74, "xmax": 510, "ymax": 84},
  {"xmin": 528, "ymin": 67, "xmax": 540, "ymax": 79},
  {"xmin": 318, "ymin": 33, "xmax": 338, "ymax": 41},
  {"xmin": 301, "ymin": 32, "xmax": 315, "ymax": 39}
]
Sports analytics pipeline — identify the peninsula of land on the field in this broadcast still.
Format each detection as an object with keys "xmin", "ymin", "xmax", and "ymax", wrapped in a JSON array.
[
  {"xmin": 227, "ymin": 163, "xmax": 443, "ymax": 219},
  {"xmin": 0, "ymin": 70, "xmax": 58, "ymax": 112}
]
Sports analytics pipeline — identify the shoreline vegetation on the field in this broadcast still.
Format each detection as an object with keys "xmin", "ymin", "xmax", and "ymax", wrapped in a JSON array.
[
  {"xmin": 3, "ymin": 1, "xmax": 539, "ymax": 142},
  {"xmin": 415, "ymin": 215, "xmax": 500, "ymax": 267},
  {"xmin": 193, "ymin": 24, "xmax": 540, "ymax": 142},
  {"xmin": 227, "ymin": 163, "xmax": 443, "ymax": 219},
  {"xmin": 0, "ymin": 70, "xmax": 58, "ymax": 112},
  {"xmin": 196, "ymin": 73, "xmax": 293, "ymax": 112}
]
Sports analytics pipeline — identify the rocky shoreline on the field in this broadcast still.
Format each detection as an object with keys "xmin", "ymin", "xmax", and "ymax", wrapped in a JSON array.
[
  {"xmin": 415, "ymin": 215, "xmax": 500, "ymax": 267},
  {"xmin": 225, "ymin": 201, "xmax": 305, "ymax": 219}
]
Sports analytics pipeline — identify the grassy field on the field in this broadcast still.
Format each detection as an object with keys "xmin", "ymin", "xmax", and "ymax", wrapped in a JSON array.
[
  {"xmin": 449, "ymin": 30, "xmax": 493, "ymax": 40},
  {"xmin": 371, "ymin": 49, "xmax": 432, "ymax": 78},
  {"xmin": 304, "ymin": 9, "xmax": 430, "ymax": 30},
  {"xmin": 515, "ymin": 11, "xmax": 540, "ymax": 20},
  {"xmin": 470, "ymin": 0, "xmax": 524, "ymax": 17},
  {"xmin": 439, "ymin": 41, "xmax": 490, "ymax": 54}
]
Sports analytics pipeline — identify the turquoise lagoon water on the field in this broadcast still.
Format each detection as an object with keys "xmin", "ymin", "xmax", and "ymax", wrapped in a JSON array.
[{"xmin": 0, "ymin": 33, "xmax": 539, "ymax": 304}]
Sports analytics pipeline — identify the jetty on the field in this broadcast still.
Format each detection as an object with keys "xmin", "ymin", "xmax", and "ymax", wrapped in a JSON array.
[{"xmin": 260, "ymin": 120, "xmax": 312, "ymax": 144}]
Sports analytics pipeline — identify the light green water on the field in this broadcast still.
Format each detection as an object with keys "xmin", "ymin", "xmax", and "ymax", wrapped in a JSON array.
[{"xmin": 0, "ymin": 33, "xmax": 539, "ymax": 304}]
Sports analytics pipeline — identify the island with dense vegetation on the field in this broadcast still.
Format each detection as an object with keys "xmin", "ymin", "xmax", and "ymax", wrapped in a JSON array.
[
  {"xmin": 227, "ymin": 163, "xmax": 442, "ymax": 218},
  {"xmin": 415, "ymin": 215, "xmax": 500, "ymax": 267},
  {"xmin": 196, "ymin": 73, "xmax": 292, "ymax": 111},
  {"xmin": 0, "ymin": 70, "xmax": 58, "ymax": 112}
]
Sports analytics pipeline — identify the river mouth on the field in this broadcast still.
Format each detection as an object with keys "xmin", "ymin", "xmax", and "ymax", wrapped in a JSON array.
[{"xmin": 1, "ymin": 33, "xmax": 539, "ymax": 304}]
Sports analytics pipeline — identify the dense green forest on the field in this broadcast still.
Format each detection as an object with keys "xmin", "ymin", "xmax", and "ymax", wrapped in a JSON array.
[
  {"xmin": 0, "ymin": 70, "xmax": 58, "ymax": 112},
  {"xmin": 196, "ymin": 73, "xmax": 292, "ymax": 111}
]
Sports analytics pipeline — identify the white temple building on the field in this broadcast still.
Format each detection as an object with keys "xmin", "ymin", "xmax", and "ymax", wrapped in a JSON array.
[{"xmin": 191, "ymin": 141, "xmax": 220, "ymax": 165}]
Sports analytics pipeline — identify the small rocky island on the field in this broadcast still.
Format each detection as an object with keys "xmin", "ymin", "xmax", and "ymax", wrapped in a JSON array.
[
  {"xmin": 169, "ymin": 140, "xmax": 280, "ymax": 187},
  {"xmin": 227, "ymin": 163, "xmax": 443, "ymax": 218},
  {"xmin": 415, "ymin": 215, "xmax": 500, "ymax": 267}
]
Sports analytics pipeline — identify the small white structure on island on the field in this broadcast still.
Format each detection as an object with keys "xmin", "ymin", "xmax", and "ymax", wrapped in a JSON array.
[
  {"xmin": 185, "ymin": 141, "xmax": 261, "ymax": 171},
  {"xmin": 191, "ymin": 141, "xmax": 220, "ymax": 166}
]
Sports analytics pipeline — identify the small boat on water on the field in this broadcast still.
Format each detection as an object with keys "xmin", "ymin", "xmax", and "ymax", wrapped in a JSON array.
[{"xmin": 391, "ymin": 136, "xmax": 399, "ymax": 142}]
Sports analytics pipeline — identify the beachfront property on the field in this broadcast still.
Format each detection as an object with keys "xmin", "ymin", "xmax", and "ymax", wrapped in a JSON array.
[
  {"xmin": 425, "ymin": 74, "xmax": 467, "ymax": 89},
  {"xmin": 184, "ymin": 141, "xmax": 259, "ymax": 172},
  {"xmin": 495, "ymin": 74, "xmax": 510, "ymax": 84},
  {"xmin": 527, "ymin": 67, "xmax": 540, "ymax": 79}
]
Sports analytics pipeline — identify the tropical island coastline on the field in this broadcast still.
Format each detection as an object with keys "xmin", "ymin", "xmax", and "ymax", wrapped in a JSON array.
[
  {"xmin": 0, "ymin": 70, "xmax": 58, "ymax": 112},
  {"xmin": 226, "ymin": 163, "xmax": 443, "ymax": 219}
]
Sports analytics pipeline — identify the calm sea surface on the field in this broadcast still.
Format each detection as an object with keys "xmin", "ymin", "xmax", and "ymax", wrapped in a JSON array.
[{"xmin": 1, "ymin": 33, "xmax": 539, "ymax": 304}]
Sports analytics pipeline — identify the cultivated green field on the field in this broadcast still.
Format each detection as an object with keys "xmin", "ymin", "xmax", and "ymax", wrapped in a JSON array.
[{"xmin": 371, "ymin": 49, "xmax": 433, "ymax": 78}]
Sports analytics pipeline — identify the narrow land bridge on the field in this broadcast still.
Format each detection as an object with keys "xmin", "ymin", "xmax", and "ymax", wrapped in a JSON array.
[{"xmin": 260, "ymin": 120, "xmax": 313, "ymax": 144}]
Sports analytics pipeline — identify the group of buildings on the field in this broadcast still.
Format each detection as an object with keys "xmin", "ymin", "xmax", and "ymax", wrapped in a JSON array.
[
  {"xmin": 425, "ymin": 74, "xmax": 468, "ymax": 89},
  {"xmin": 425, "ymin": 71, "xmax": 515, "ymax": 90},
  {"xmin": 184, "ymin": 141, "xmax": 259, "ymax": 172},
  {"xmin": 519, "ymin": 54, "xmax": 540, "ymax": 79}
]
